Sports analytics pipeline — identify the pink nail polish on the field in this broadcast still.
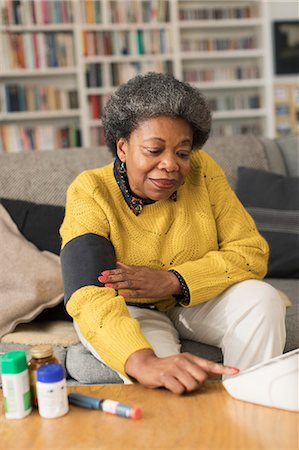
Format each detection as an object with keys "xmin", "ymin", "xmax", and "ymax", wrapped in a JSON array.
[
  {"xmin": 105, "ymin": 283, "xmax": 113, "ymax": 288},
  {"xmin": 102, "ymin": 271, "xmax": 109, "ymax": 276},
  {"xmin": 98, "ymin": 276, "xmax": 106, "ymax": 282}
]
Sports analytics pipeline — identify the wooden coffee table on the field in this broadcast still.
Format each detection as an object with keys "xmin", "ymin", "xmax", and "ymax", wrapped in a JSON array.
[{"xmin": 1, "ymin": 381, "xmax": 297, "ymax": 449}]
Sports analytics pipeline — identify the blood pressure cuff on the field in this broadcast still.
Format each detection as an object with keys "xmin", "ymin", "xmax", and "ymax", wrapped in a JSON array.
[{"xmin": 61, "ymin": 233, "xmax": 116, "ymax": 304}]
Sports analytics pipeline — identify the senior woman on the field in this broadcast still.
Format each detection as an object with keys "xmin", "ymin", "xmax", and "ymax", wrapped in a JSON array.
[{"xmin": 60, "ymin": 72, "xmax": 286, "ymax": 394}]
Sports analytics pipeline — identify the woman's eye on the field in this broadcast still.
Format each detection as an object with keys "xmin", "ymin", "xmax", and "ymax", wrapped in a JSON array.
[
  {"xmin": 177, "ymin": 152, "xmax": 190, "ymax": 159},
  {"xmin": 147, "ymin": 148, "xmax": 162, "ymax": 154}
]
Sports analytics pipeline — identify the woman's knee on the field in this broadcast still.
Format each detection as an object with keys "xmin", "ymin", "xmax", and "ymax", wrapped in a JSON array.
[{"xmin": 237, "ymin": 279, "xmax": 286, "ymax": 321}]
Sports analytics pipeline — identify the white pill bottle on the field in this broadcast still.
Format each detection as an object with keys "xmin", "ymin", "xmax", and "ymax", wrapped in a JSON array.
[
  {"xmin": 0, "ymin": 350, "xmax": 32, "ymax": 419},
  {"xmin": 36, "ymin": 363, "xmax": 69, "ymax": 418}
]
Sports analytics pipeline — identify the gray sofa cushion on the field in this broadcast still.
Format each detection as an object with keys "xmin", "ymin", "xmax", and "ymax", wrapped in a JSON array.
[
  {"xmin": 276, "ymin": 134, "xmax": 299, "ymax": 177},
  {"xmin": 203, "ymin": 135, "xmax": 270, "ymax": 189},
  {"xmin": 0, "ymin": 147, "xmax": 113, "ymax": 206},
  {"xmin": 66, "ymin": 344, "xmax": 122, "ymax": 384},
  {"xmin": 236, "ymin": 167, "xmax": 299, "ymax": 278},
  {"xmin": 266, "ymin": 279, "xmax": 299, "ymax": 353}
]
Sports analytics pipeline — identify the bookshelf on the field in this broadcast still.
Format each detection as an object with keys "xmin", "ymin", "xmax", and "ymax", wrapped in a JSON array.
[
  {"xmin": 273, "ymin": 81, "xmax": 299, "ymax": 137},
  {"xmin": 0, "ymin": 0, "xmax": 274, "ymax": 153}
]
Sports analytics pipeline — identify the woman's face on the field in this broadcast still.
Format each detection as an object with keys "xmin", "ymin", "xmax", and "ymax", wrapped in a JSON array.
[{"xmin": 116, "ymin": 116, "xmax": 193, "ymax": 200}]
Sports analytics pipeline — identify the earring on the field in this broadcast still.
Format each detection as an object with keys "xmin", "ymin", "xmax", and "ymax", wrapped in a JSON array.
[{"xmin": 119, "ymin": 160, "xmax": 126, "ymax": 175}]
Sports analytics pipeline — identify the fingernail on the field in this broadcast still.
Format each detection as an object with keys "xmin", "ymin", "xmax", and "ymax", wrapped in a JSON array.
[
  {"xmin": 105, "ymin": 283, "xmax": 113, "ymax": 288},
  {"xmin": 229, "ymin": 367, "xmax": 240, "ymax": 374},
  {"xmin": 98, "ymin": 276, "xmax": 106, "ymax": 282},
  {"xmin": 102, "ymin": 271, "xmax": 109, "ymax": 276},
  {"xmin": 119, "ymin": 291, "xmax": 126, "ymax": 297}
]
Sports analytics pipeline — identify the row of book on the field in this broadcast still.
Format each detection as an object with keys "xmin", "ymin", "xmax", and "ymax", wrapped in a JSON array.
[
  {"xmin": 86, "ymin": 63, "xmax": 103, "ymax": 87},
  {"xmin": 183, "ymin": 65, "xmax": 260, "ymax": 83},
  {"xmin": 181, "ymin": 36, "xmax": 257, "ymax": 52},
  {"xmin": 88, "ymin": 60, "xmax": 173, "ymax": 87},
  {"xmin": 0, "ymin": 125, "xmax": 81, "ymax": 152},
  {"xmin": 110, "ymin": 60, "xmax": 173, "ymax": 86},
  {"xmin": 2, "ymin": 84, "xmax": 78, "ymax": 113},
  {"xmin": 82, "ymin": 29, "xmax": 172, "ymax": 57},
  {"xmin": 88, "ymin": 94, "xmax": 111, "ymax": 120},
  {"xmin": 208, "ymin": 93, "xmax": 261, "ymax": 111},
  {"xmin": 1, "ymin": 32, "xmax": 75, "ymax": 70},
  {"xmin": 90, "ymin": 126, "xmax": 106, "ymax": 147},
  {"xmin": 109, "ymin": 0, "xmax": 170, "ymax": 24},
  {"xmin": 178, "ymin": 5, "xmax": 257, "ymax": 21},
  {"xmin": 211, "ymin": 122, "xmax": 262, "ymax": 137},
  {"xmin": 81, "ymin": 0, "xmax": 102, "ymax": 24},
  {"xmin": 0, "ymin": 0, "xmax": 74, "ymax": 26}
]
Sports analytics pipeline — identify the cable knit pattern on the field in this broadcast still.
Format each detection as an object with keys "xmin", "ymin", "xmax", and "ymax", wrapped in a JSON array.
[{"xmin": 60, "ymin": 150, "xmax": 269, "ymax": 377}]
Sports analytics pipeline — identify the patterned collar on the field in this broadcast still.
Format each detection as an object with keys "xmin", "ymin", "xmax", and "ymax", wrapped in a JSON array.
[{"xmin": 113, "ymin": 157, "xmax": 177, "ymax": 216}]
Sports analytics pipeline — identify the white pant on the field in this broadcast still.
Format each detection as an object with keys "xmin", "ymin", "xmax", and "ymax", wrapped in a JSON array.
[{"xmin": 74, "ymin": 280, "xmax": 286, "ymax": 384}]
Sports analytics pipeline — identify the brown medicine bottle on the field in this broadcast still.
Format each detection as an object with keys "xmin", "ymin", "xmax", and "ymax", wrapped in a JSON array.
[{"xmin": 28, "ymin": 345, "xmax": 59, "ymax": 407}]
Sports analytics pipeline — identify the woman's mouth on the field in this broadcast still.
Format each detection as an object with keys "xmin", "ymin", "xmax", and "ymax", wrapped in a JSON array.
[{"xmin": 150, "ymin": 178, "xmax": 177, "ymax": 190}]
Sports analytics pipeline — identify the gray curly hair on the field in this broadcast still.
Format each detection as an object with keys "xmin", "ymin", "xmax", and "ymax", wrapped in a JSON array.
[{"xmin": 102, "ymin": 72, "xmax": 212, "ymax": 155}]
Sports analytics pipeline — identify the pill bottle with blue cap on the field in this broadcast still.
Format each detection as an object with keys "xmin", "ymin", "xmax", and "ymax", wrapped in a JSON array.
[{"xmin": 36, "ymin": 363, "xmax": 69, "ymax": 418}]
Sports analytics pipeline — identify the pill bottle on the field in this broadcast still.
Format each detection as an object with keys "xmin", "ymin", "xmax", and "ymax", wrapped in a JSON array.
[
  {"xmin": 36, "ymin": 363, "xmax": 69, "ymax": 419},
  {"xmin": 0, "ymin": 350, "xmax": 32, "ymax": 419},
  {"xmin": 28, "ymin": 344, "xmax": 59, "ymax": 407}
]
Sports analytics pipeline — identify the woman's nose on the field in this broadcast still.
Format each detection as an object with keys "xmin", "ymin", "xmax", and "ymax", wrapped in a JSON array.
[{"xmin": 158, "ymin": 155, "xmax": 179, "ymax": 171}]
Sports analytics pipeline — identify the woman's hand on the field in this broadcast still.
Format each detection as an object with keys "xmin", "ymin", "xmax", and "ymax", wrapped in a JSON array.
[
  {"xmin": 98, "ymin": 262, "xmax": 182, "ymax": 298},
  {"xmin": 125, "ymin": 349, "xmax": 239, "ymax": 394}
]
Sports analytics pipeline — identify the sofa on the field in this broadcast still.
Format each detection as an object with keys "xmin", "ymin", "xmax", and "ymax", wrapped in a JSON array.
[{"xmin": 0, "ymin": 133, "xmax": 298, "ymax": 385}]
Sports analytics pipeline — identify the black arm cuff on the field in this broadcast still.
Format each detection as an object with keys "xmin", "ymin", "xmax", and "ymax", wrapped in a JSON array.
[
  {"xmin": 169, "ymin": 269, "xmax": 190, "ymax": 304},
  {"xmin": 60, "ymin": 233, "xmax": 116, "ymax": 304}
]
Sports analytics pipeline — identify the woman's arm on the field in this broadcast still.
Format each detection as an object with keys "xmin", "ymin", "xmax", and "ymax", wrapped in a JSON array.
[{"xmin": 60, "ymin": 171, "xmax": 153, "ymax": 378}]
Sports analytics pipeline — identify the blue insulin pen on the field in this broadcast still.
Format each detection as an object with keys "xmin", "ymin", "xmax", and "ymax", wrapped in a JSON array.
[{"xmin": 68, "ymin": 393, "xmax": 142, "ymax": 420}]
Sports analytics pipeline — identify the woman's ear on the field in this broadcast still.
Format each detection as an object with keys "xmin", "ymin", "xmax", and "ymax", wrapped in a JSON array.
[{"xmin": 116, "ymin": 138, "xmax": 128, "ymax": 162}]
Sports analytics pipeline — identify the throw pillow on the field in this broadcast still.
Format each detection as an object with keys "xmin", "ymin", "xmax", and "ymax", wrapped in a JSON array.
[
  {"xmin": 0, "ymin": 198, "xmax": 71, "ymax": 321},
  {"xmin": 0, "ymin": 198, "xmax": 65, "ymax": 255},
  {"xmin": 0, "ymin": 204, "xmax": 64, "ymax": 339},
  {"xmin": 236, "ymin": 167, "xmax": 299, "ymax": 278}
]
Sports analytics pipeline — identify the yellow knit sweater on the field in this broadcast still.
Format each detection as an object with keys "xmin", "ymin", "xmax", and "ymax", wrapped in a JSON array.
[{"xmin": 60, "ymin": 150, "xmax": 269, "ymax": 377}]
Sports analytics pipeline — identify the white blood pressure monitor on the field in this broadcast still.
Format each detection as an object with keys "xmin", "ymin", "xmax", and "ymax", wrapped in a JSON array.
[{"xmin": 223, "ymin": 348, "xmax": 299, "ymax": 411}]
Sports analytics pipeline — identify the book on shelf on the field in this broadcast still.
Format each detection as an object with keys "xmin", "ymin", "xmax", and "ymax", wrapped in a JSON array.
[
  {"xmin": 181, "ymin": 35, "xmax": 257, "ymax": 52},
  {"xmin": 1, "ymin": 31, "xmax": 75, "ymax": 71},
  {"xmin": 88, "ymin": 95, "xmax": 101, "ymax": 120},
  {"xmin": 208, "ymin": 93, "xmax": 261, "ymax": 111},
  {"xmin": 178, "ymin": 4, "xmax": 256, "ymax": 21},
  {"xmin": 0, "ymin": 0, "xmax": 74, "ymax": 26},
  {"xmin": 111, "ymin": 60, "xmax": 173, "ymax": 86},
  {"xmin": 183, "ymin": 64, "xmax": 260, "ymax": 83},
  {"xmin": 90, "ymin": 126, "xmax": 106, "ymax": 147},
  {"xmin": 2, "ymin": 84, "xmax": 78, "ymax": 113},
  {"xmin": 82, "ymin": 29, "xmax": 172, "ymax": 57},
  {"xmin": 85, "ymin": 63, "xmax": 103, "ymax": 87},
  {"xmin": 108, "ymin": 0, "xmax": 170, "ymax": 24},
  {"xmin": 82, "ymin": 0, "xmax": 102, "ymax": 24},
  {"xmin": 0, "ymin": 124, "xmax": 81, "ymax": 152}
]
